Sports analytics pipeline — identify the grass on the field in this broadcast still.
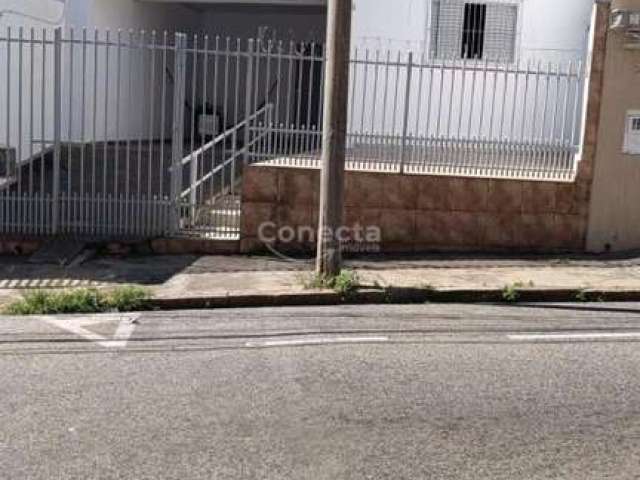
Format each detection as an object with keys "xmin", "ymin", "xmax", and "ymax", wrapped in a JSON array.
[
  {"xmin": 575, "ymin": 289, "xmax": 588, "ymax": 302},
  {"xmin": 303, "ymin": 269, "xmax": 361, "ymax": 296},
  {"xmin": 502, "ymin": 282, "xmax": 525, "ymax": 303},
  {"xmin": 4, "ymin": 286, "xmax": 149, "ymax": 315}
]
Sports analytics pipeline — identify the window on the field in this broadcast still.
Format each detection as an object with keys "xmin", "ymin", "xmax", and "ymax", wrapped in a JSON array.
[
  {"xmin": 461, "ymin": 3, "xmax": 487, "ymax": 59},
  {"xmin": 431, "ymin": 1, "xmax": 519, "ymax": 62},
  {"xmin": 624, "ymin": 112, "xmax": 640, "ymax": 155}
]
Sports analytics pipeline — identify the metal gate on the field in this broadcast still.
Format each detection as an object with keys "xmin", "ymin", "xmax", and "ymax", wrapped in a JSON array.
[{"xmin": 0, "ymin": 28, "xmax": 275, "ymax": 240}]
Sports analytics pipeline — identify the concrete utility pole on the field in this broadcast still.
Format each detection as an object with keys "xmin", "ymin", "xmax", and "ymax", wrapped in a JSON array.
[{"xmin": 316, "ymin": 0, "xmax": 352, "ymax": 276}]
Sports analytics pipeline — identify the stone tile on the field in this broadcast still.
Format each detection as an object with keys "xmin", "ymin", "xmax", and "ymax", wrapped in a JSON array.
[
  {"xmin": 555, "ymin": 184, "xmax": 579, "ymax": 215},
  {"xmin": 575, "ymin": 180, "xmax": 592, "ymax": 217},
  {"xmin": 480, "ymin": 213, "xmax": 518, "ymax": 249},
  {"xmin": 383, "ymin": 175, "xmax": 418, "ymax": 210},
  {"xmin": 444, "ymin": 212, "xmax": 483, "ymax": 247},
  {"xmin": 278, "ymin": 168, "xmax": 319, "ymax": 206},
  {"xmin": 516, "ymin": 214, "xmax": 557, "ymax": 250},
  {"xmin": 240, "ymin": 202, "xmax": 275, "ymax": 238},
  {"xmin": 345, "ymin": 172, "xmax": 386, "ymax": 209},
  {"xmin": 415, "ymin": 211, "xmax": 481, "ymax": 247},
  {"xmin": 448, "ymin": 178, "xmax": 489, "ymax": 212},
  {"xmin": 239, "ymin": 237, "xmax": 266, "ymax": 254},
  {"xmin": 553, "ymin": 215, "xmax": 585, "ymax": 250},
  {"xmin": 416, "ymin": 176, "xmax": 450, "ymax": 211},
  {"xmin": 344, "ymin": 207, "xmax": 382, "ymax": 230},
  {"xmin": 415, "ymin": 211, "xmax": 450, "ymax": 245},
  {"xmin": 487, "ymin": 180, "xmax": 523, "ymax": 213},
  {"xmin": 242, "ymin": 166, "xmax": 278, "ymax": 203},
  {"xmin": 378, "ymin": 209, "xmax": 416, "ymax": 244},
  {"xmin": 276, "ymin": 205, "xmax": 313, "ymax": 229},
  {"xmin": 379, "ymin": 242, "xmax": 417, "ymax": 254},
  {"xmin": 521, "ymin": 181, "xmax": 557, "ymax": 214}
]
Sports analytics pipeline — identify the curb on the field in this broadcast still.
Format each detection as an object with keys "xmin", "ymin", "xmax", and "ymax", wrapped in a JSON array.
[{"xmin": 147, "ymin": 288, "xmax": 640, "ymax": 310}]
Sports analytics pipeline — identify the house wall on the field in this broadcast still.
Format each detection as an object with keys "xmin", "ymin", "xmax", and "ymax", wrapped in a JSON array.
[
  {"xmin": 193, "ymin": 5, "xmax": 326, "ymax": 130},
  {"xmin": 353, "ymin": 0, "xmax": 593, "ymax": 61},
  {"xmin": 0, "ymin": 0, "xmax": 205, "ymax": 167},
  {"xmin": 349, "ymin": 0, "xmax": 594, "ymax": 143},
  {"xmin": 586, "ymin": 0, "xmax": 640, "ymax": 252},
  {"xmin": 0, "ymin": 1, "xmax": 65, "ymax": 169}
]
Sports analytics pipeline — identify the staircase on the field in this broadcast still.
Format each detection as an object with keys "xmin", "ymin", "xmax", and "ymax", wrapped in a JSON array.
[{"xmin": 182, "ymin": 193, "xmax": 242, "ymax": 240}]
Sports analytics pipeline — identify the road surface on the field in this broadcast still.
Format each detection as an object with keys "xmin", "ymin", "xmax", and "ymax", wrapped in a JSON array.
[{"xmin": 1, "ymin": 303, "xmax": 640, "ymax": 479}]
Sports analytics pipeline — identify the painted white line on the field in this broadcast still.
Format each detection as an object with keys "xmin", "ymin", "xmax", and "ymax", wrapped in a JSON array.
[
  {"xmin": 509, "ymin": 332, "xmax": 640, "ymax": 341},
  {"xmin": 40, "ymin": 314, "xmax": 139, "ymax": 348},
  {"xmin": 245, "ymin": 336, "xmax": 390, "ymax": 348}
]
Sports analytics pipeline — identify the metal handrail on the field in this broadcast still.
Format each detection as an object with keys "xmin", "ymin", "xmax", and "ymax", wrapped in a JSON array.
[{"xmin": 179, "ymin": 104, "xmax": 273, "ymax": 167}]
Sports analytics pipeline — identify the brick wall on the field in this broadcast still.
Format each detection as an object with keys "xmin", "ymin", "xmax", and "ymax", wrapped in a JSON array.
[{"xmin": 240, "ymin": 165, "xmax": 589, "ymax": 254}]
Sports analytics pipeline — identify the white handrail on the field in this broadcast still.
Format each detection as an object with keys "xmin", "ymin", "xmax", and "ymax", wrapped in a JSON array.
[
  {"xmin": 179, "ymin": 104, "xmax": 273, "ymax": 199},
  {"xmin": 180, "ymin": 104, "xmax": 273, "ymax": 167},
  {"xmin": 180, "ymin": 131, "xmax": 269, "ymax": 199}
]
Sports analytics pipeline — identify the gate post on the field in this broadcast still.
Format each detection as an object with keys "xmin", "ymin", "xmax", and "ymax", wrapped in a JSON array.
[
  {"xmin": 52, "ymin": 28, "xmax": 62, "ymax": 234},
  {"xmin": 243, "ymin": 39, "xmax": 255, "ymax": 168},
  {"xmin": 170, "ymin": 33, "xmax": 188, "ymax": 235},
  {"xmin": 399, "ymin": 52, "xmax": 414, "ymax": 174}
]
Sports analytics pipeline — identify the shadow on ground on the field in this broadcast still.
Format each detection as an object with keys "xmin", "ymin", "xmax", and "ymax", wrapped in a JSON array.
[{"xmin": 0, "ymin": 253, "xmax": 309, "ymax": 290}]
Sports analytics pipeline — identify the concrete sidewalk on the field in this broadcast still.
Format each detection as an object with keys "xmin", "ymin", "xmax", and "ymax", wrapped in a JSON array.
[{"xmin": 3, "ymin": 253, "xmax": 640, "ymax": 308}]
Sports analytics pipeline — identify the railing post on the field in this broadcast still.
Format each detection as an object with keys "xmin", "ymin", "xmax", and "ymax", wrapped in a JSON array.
[
  {"xmin": 170, "ymin": 33, "xmax": 187, "ymax": 234},
  {"xmin": 399, "ymin": 51, "xmax": 413, "ymax": 174},
  {"xmin": 243, "ymin": 39, "xmax": 255, "ymax": 168},
  {"xmin": 52, "ymin": 28, "xmax": 62, "ymax": 234}
]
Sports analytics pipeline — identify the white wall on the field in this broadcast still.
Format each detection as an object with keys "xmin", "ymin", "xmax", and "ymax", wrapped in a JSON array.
[
  {"xmin": 352, "ymin": 0, "xmax": 429, "ymax": 52},
  {"xmin": 0, "ymin": 1, "xmax": 66, "ymax": 173},
  {"xmin": 348, "ymin": 0, "xmax": 593, "ymax": 142},
  {"xmin": 352, "ymin": 0, "xmax": 593, "ymax": 61},
  {"xmin": 519, "ymin": 0, "xmax": 592, "ymax": 62}
]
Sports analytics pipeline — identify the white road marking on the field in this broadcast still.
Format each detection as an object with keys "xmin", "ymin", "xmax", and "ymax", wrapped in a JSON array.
[
  {"xmin": 245, "ymin": 336, "xmax": 390, "ymax": 348},
  {"xmin": 508, "ymin": 332, "xmax": 640, "ymax": 341},
  {"xmin": 40, "ymin": 314, "xmax": 139, "ymax": 348}
]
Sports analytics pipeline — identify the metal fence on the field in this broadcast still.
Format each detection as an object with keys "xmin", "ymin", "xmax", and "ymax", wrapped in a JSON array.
[
  {"xmin": 0, "ymin": 27, "xmax": 588, "ymax": 240},
  {"xmin": 257, "ymin": 48, "xmax": 586, "ymax": 180}
]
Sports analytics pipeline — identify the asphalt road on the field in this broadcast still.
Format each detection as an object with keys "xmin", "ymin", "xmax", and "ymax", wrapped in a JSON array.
[{"xmin": 2, "ymin": 303, "xmax": 640, "ymax": 479}]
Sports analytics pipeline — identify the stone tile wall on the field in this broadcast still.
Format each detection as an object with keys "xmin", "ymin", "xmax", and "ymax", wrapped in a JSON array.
[{"xmin": 240, "ymin": 166, "xmax": 588, "ymax": 253}]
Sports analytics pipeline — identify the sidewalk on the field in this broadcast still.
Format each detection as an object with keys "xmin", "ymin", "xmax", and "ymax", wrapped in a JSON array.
[{"xmin": 3, "ymin": 252, "xmax": 640, "ymax": 308}]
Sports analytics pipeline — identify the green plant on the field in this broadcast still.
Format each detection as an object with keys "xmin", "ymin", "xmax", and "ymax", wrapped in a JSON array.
[
  {"xmin": 303, "ymin": 270, "xmax": 361, "ymax": 296},
  {"xmin": 332, "ymin": 270, "xmax": 360, "ymax": 296},
  {"xmin": 575, "ymin": 289, "xmax": 588, "ymax": 302},
  {"xmin": 502, "ymin": 282, "xmax": 524, "ymax": 303},
  {"xmin": 107, "ymin": 286, "xmax": 148, "ymax": 311},
  {"xmin": 4, "ymin": 286, "xmax": 149, "ymax": 315}
]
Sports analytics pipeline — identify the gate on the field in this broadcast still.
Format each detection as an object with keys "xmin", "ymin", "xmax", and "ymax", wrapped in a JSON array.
[{"xmin": 0, "ymin": 28, "xmax": 273, "ymax": 240}]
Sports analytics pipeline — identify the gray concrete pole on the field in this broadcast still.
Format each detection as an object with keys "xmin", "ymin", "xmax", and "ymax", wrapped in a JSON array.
[{"xmin": 316, "ymin": 0, "xmax": 352, "ymax": 276}]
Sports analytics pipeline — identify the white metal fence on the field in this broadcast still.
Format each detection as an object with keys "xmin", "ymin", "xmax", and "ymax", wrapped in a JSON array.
[
  {"xmin": 258, "ymin": 47, "xmax": 586, "ymax": 180},
  {"xmin": 0, "ymin": 27, "xmax": 588, "ymax": 240}
]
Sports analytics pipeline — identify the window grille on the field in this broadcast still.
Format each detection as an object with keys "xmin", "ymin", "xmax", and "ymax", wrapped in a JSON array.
[{"xmin": 431, "ymin": 0, "xmax": 518, "ymax": 62}]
